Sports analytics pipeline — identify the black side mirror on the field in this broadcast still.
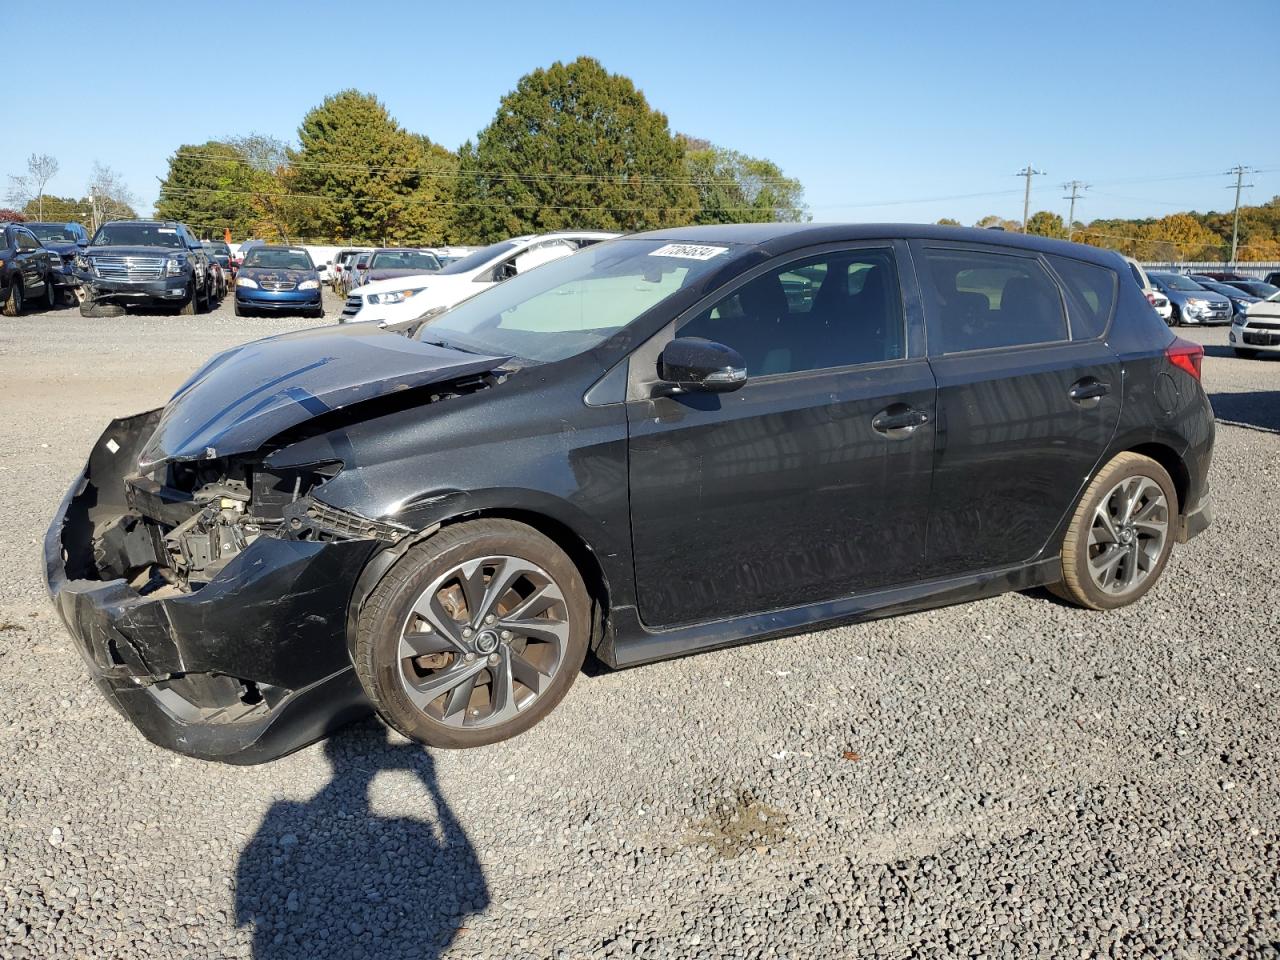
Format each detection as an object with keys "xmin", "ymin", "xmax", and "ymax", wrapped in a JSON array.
[{"xmin": 656, "ymin": 337, "xmax": 747, "ymax": 395}]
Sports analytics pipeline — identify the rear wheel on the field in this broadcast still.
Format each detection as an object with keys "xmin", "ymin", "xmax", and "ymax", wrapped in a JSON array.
[
  {"xmin": 355, "ymin": 519, "xmax": 591, "ymax": 748},
  {"xmin": 1051, "ymin": 452, "xmax": 1177, "ymax": 610},
  {"xmin": 3, "ymin": 279, "xmax": 23, "ymax": 317}
]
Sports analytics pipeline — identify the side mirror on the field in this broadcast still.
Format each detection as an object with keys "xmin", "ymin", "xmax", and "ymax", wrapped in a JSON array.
[{"xmin": 656, "ymin": 337, "xmax": 747, "ymax": 394}]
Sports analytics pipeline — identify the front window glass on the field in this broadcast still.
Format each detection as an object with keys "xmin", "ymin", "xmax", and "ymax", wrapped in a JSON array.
[
  {"xmin": 91, "ymin": 223, "xmax": 185, "ymax": 248},
  {"xmin": 371, "ymin": 250, "xmax": 440, "ymax": 271},
  {"xmin": 680, "ymin": 248, "xmax": 905, "ymax": 375},
  {"xmin": 1154, "ymin": 274, "xmax": 1205, "ymax": 292},
  {"xmin": 435, "ymin": 240, "xmax": 521, "ymax": 275},
  {"xmin": 922, "ymin": 248, "xmax": 1068, "ymax": 352},
  {"xmin": 418, "ymin": 239, "xmax": 736, "ymax": 362},
  {"xmin": 29, "ymin": 224, "xmax": 77, "ymax": 242},
  {"xmin": 242, "ymin": 248, "xmax": 313, "ymax": 270}
]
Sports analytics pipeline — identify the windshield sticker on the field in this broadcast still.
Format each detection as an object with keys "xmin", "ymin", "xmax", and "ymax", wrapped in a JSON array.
[
  {"xmin": 157, "ymin": 228, "xmax": 176, "ymax": 233},
  {"xmin": 648, "ymin": 243, "xmax": 728, "ymax": 261}
]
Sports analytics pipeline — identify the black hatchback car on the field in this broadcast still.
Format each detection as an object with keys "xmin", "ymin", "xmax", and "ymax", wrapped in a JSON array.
[{"xmin": 45, "ymin": 224, "xmax": 1214, "ymax": 762}]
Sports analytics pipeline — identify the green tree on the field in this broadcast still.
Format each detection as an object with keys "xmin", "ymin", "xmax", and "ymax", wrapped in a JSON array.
[
  {"xmin": 452, "ymin": 57, "xmax": 698, "ymax": 242},
  {"xmin": 936, "ymin": 217, "xmax": 962, "ymax": 226},
  {"xmin": 974, "ymin": 214, "xmax": 1020, "ymax": 231},
  {"xmin": 291, "ymin": 90, "xmax": 451, "ymax": 244},
  {"xmin": 680, "ymin": 137, "xmax": 807, "ymax": 224},
  {"xmin": 21, "ymin": 195, "xmax": 91, "ymax": 223},
  {"xmin": 156, "ymin": 140, "xmax": 259, "ymax": 238},
  {"xmin": 1025, "ymin": 210, "xmax": 1066, "ymax": 239}
]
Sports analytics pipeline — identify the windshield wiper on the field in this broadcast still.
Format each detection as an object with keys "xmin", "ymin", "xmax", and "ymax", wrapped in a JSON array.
[{"xmin": 420, "ymin": 338, "xmax": 482, "ymax": 355}]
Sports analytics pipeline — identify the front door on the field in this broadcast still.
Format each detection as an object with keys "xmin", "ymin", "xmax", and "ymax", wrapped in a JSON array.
[
  {"xmin": 626, "ymin": 243, "xmax": 937, "ymax": 628},
  {"xmin": 911, "ymin": 242, "xmax": 1123, "ymax": 575}
]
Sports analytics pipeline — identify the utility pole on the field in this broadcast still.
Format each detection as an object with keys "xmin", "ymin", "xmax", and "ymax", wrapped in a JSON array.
[
  {"xmin": 1224, "ymin": 165, "xmax": 1253, "ymax": 266},
  {"xmin": 1062, "ymin": 181, "xmax": 1088, "ymax": 241},
  {"xmin": 1015, "ymin": 164, "xmax": 1045, "ymax": 232}
]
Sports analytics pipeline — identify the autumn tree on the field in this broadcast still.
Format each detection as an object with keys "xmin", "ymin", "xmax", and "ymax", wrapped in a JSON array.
[
  {"xmin": 936, "ymin": 217, "xmax": 962, "ymax": 226},
  {"xmin": 452, "ymin": 57, "xmax": 698, "ymax": 242},
  {"xmin": 1025, "ymin": 210, "xmax": 1066, "ymax": 239}
]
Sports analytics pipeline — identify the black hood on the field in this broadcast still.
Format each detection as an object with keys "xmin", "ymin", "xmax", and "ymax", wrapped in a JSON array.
[
  {"xmin": 138, "ymin": 324, "xmax": 508, "ymax": 469},
  {"xmin": 87, "ymin": 244, "xmax": 187, "ymax": 259}
]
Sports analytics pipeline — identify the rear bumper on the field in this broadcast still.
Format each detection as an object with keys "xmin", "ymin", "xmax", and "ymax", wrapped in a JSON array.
[
  {"xmin": 1179, "ymin": 493, "xmax": 1212, "ymax": 543},
  {"xmin": 44, "ymin": 412, "xmax": 379, "ymax": 763}
]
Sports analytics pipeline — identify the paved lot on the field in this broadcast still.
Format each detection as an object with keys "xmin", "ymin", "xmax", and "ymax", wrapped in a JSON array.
[{"xmin": 1, "ymin": 298, "xmax": 1277, "ymax": 959}]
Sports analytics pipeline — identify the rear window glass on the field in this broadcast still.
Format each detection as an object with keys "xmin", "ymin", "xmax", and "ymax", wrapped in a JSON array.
[
  {"xmin": 1049, "ymin": 256, "xmax": 1117, "ymax": 340},
  {"xmin": 921, "ymin": 248, "xmax": 1067, "ymax": 353}
]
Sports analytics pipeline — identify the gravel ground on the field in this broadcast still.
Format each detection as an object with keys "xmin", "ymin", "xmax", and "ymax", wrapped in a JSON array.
[{"xmin": 1, "ymin": 297, "xmax": 1277, "ymax": 959}]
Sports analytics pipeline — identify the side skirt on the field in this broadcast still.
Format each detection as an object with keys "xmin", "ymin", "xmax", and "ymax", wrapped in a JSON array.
[{"xmin": 604, "ymin": 557, "xmax": 1061, "ymax": 669}]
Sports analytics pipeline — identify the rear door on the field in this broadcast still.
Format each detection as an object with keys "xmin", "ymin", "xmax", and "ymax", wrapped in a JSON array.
[
  {"xmin": 626, "ymin": 241, "xmax": 936, "ymax": 627},
  {"xmin": 912, "ymin": 242, "xmax": 1122, "ymax": 576}
]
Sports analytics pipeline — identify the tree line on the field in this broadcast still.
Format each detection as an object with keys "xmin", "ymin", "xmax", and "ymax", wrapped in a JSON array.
[
  {"xmin": 942, "ymin": 198, "xmax": 1280, "ymax": 262},
  {"xmin": 151, "ymin": 57, "xmax": 807, "ymax": 244}
]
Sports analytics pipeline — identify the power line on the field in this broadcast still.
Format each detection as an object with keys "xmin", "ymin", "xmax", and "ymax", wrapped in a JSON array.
[{"xmin": 1015, "ymin": 164, "xmax": 1045, "ymax": 232}]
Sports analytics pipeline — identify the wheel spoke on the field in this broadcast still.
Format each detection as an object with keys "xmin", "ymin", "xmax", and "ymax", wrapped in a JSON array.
[
  {"xmin": 498, "ymin": 617, "xmax": 569, "ymax": 646},
  {"xmin": 399, "ymin": 630, "xmax": 456, "ymax": 660},
  {"xmin": 455, "ymin": 559, "xmax": 490, "ymax": 621},
  {"xmin": 487, "ymin": 648, "xmax": 518, "ymax": 724},
  {"xmin": 403, "ymin": 656, "xmax": 488, "ymax": 710},
  {"xmin": 501, "ymin": 582, "xmax": 562, "ymax": 622},
  {"xmin": 1090, "ymin": 545, "xmax": 1125, "ymax": 588},
  {"xmin": 411, "ymin": 592, "xmax": 465, "ymax": 647},
  {"xmin": 441, "ymin": 671, "xmax": 479, "ymax": 723},
  {"xmin": 1091, "ymin": 507, "xmax": 1119, "ymax": 546},
  {"xmin": 478, "ymin": 558, "xmax": 527, "ymax": 621},
  {"xmin": 510, "ymin": 650, "xmax": 552, "ymax": 696}
]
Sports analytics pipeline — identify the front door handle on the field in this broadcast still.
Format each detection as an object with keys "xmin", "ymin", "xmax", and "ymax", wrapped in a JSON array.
[
  {"xmin": 1069, "ymin": 378, "xmax": 1110, "ymax": 406},
  {"xmin": 872, "ymin": 404, "xmax": 930, "ymax": 438}
]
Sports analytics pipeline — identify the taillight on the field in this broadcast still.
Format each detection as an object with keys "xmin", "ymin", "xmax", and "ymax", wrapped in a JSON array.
[
  {"xmin": 1166, "ymin": 336, "xmax": 1203, "ymax": 382},
  {"xmin": 1145, "ymin": 291, "xmax": 1157, "ymax": 306}
]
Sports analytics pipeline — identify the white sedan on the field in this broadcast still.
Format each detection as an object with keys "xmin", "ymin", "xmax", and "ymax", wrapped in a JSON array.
[
  {"xmin": 339, "ymin": 231, "xmax": 619, "ymax": 324},
  {"xmin": 1230, "ymin": 293, "xmax": 1280, "ymax": 358}
]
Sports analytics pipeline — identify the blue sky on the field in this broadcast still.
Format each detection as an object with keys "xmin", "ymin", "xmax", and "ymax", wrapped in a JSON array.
[{"xmin": 4, "ymin": 0, "xmax": 1277, "ymax": 228}]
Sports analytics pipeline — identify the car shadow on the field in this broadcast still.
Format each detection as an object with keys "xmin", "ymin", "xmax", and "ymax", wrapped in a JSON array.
[
  {"xmin": 234, "ymin": 720, "xmax": 489, "ymax": 959},
  {"xmin": 1209, "ymin": 390, "xmax": 1280, "ymax": 434}
]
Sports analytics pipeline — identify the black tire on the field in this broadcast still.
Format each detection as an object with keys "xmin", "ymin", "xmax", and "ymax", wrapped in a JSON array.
[
  {"xmin": 1233, "ymin": 348, "xmax": 1259, "ymax": 359},
  {"xmin": 43, "ymin": 276, "xmax": 56, "ymax": 309},
  {"xmin": 1169, "ymin": 304, "xmax": 1182, "ymax": 327},
  {"xmin": 1050, "ymin": 452, "xmax": 1178, "ymax": 611},
  {"xmin": 233, "ymin": 300, "xmax": 246, "ymax": 317},
  {"xmin": 179, "ymin": 283, "xmax": 196, "ymax": 316},
  {"xmin": 3, "ymin": 279, "xmax": 23, "ymax": 317},
  {"xmin": 355, "ymin": 519, "xmax": 591, "ymax": 749},
  {"xmin": 80, "ymin": 297, "xmax": 125, "ymax": 318},
  {"xmin": 310, "ymin": 306, "xmax": 325, "ymax": 319}
]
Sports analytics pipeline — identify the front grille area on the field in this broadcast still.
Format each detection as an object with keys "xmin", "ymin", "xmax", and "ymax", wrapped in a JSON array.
[
  {"xmin": 1202, "ymin": 301, "xmax": 1231, "ymax": 320},
  {"xmin": 1246, "ymin": 320, "xmax": 1280, "ymax": 330},
  {"xmin": 1243, "ymin": 331, "xmax": 1280, "ymax": 346},
  {"xmin": 341, "ymin": 294, "xmax": 362, "ymax": 318},
  {"xmin": 94, "ymin": 256, "xmax": 166, "ymax": 282},
  {"xmin": 261, "ymin": 280, "xmax": 297, "ymax": 292}
]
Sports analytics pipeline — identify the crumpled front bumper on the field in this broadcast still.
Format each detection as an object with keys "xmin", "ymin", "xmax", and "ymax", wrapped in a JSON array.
[{"xmin": 44, "ymin": 411, "xmax": 381, "ymax": 763}]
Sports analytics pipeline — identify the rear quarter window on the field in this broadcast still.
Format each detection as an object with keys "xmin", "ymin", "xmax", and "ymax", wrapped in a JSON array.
[{"xmin": 1049, "ymin": 256, "xmax": 1117, "ymax": 340}]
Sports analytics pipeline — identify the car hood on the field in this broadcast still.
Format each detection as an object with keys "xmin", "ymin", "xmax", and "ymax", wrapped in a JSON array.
[
  {"xmin": 40, "ymin": 241, "xmax": 80, "ymax": 255},
  {"xmin": 86, "ymin": 245, "xmax": 187, "ymax": 259},
  {"xmin": 137, "ymin": 323, "xmax": 508, "ymax": 469},
  {"xmin": 239, "ymin": 265, "xmax": 317, "ymax": 284},
  {"xmin": 354, "ymin": 273, "xmax": 471, "ymax": 297},
  {"xmin": 1246, "ymin": 301, "xmax": 1280, "ymax": 318},
  {"xmin": 365, "ymin": 267, "xmax": 441, "ymax": 283}
]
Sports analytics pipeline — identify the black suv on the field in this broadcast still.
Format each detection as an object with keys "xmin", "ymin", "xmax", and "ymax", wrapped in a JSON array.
[
  {"xmin": 45, "ymin": 224, "xmax": 1214, "ymax": 762},
  {"xmin": 76, "ymin": 219, "xmax": 213, "ymax": 316},
  {"xmin": 1, "ymin": 221, "xmax": 58, "ymax": 315}
]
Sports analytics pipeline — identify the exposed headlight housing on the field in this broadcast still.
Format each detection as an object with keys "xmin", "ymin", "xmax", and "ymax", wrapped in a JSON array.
[
  {"xmin": 369, "ymin": 287, "xmax": 424, "ymax": 305},
  {"xmin": 165, "ymin": 257, "xmax": 187, "ymax": 277},
  {"xmin": 298, "ymin": 279, "xmax": 320, "ymax": 290},
  {"xmin": 236, "ymin": 276, "xmax": 259, "ymax": 288},
  {"xmin": 75, "ymin": 254, "xmax": 91, "ymax": 272}
]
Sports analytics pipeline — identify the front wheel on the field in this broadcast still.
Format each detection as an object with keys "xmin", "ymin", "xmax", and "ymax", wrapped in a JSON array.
[
  {"xmin": 3, "ymin": 279, "xmax": 23, "ymax": 317},
  {"xmin": 355, "ymin": 519, "xmax": 591, "ymax": 748},
  {"xmin": 43, "ymin": 276, "xmax": 56, "ymax": 309},
  {"xmin": 1051, "ymin": 452, "xmax": 1177, "ymax": 610}
]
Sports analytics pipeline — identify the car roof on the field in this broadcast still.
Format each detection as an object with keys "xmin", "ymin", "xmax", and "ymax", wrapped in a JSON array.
[{"xmin": 627, "ymin": 222, "xmax": 1123, "ymax": 266}]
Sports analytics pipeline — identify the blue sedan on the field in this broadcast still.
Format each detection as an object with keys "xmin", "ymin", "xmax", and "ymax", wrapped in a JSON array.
[{"xmin": 234, "ymin": 246, "xmax": 324, "ymax": 318}]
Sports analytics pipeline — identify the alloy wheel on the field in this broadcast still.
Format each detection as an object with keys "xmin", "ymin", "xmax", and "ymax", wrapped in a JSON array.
[
  {"xmin": 1087, "ymin": 476, "xmax": 1169, "ymax": 596},
  {"xmin": 396, "ymin": 555, "xmax": 569, "ymax": 729}
]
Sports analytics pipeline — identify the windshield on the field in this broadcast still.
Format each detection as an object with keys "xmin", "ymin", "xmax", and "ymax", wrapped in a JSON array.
[
  {"xmin": 1154, "ymin": 274, "xmax": 1205, "ymax": 292},
  {"xmin": 436, "ymin": 240, "xmax": 521, "ymax": 275},
  {"xmin": 203, "ymin": 242, "xmax": 230, "ymax": 256},
  {"xmin": 91, "ymin": 223, "xmax": 185, "ymax": 248},
  {"xmin": 1234, "ymin": 281, "xmax": 1278, "ymax": 298},
  {"xmin": 371, "ymin": 250, "xmax": 440, "ymax": 271},
  {"xmin": 29, "ymin": 224, "xmax": 78, "ymax": 242},
  {"xmin": 243, "ymin": 248, "xmax": 313, "ymax": 270},
  {"xmin": 417, "ymin": 238, "xmax": 738, "ymax": 363}
]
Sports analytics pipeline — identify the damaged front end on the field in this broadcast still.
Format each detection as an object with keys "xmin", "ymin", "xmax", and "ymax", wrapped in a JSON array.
[{"xmin": 44, "ymin": 410, "xmax": 405, "ymax": 763}]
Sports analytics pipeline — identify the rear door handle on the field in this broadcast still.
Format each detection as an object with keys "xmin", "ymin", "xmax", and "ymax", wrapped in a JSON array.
[
  {"xmin": 872, "ymin": 405, "xmax": 930, "ymax": 438},
  {"xmin": 1069, "ymin": 378, "xmax": 1110, "ymax": 405}
]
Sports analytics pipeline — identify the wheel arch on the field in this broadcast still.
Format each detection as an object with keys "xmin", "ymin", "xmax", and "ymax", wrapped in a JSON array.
[{"xmin": 1124, "ymin": 441, "xmax": 1190, "ymax": 514}]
